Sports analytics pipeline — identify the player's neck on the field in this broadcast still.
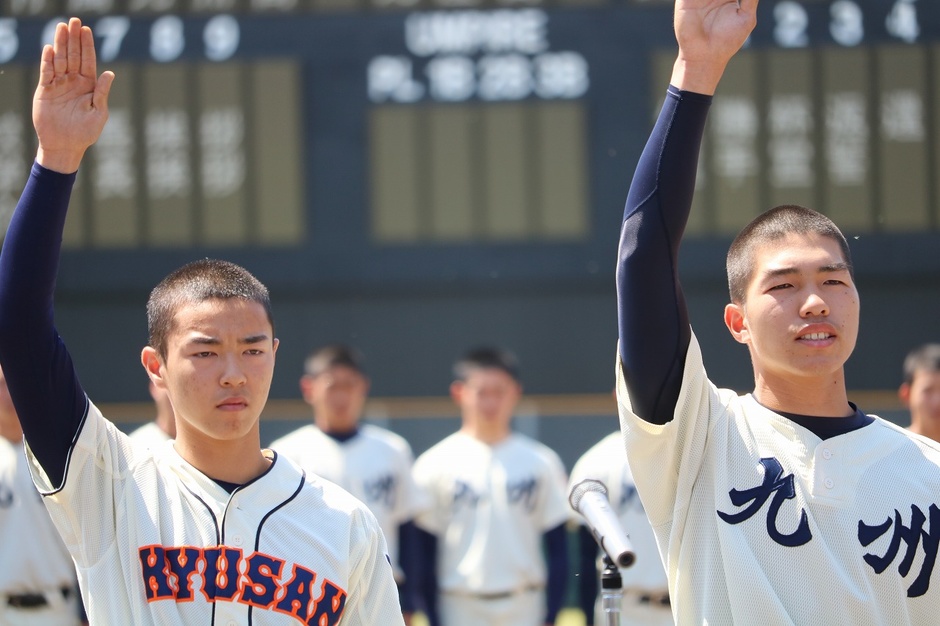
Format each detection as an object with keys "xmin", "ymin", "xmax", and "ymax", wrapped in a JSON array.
[
  {"xmin": 461, "ymin": 423, "xmax": 511, "ymax": 445},
  {"xmin": 752, "ymin": 371, "xmax": 852, "ymax": 418},
  {"xmin": 174, "ymin": 435, "xmax": 272, "ymax": 484}
]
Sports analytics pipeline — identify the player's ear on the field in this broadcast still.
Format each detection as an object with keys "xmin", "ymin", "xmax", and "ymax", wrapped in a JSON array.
[
  {"xmin": 141, "ymin": 346, "xmax": 167, "ymax": 388},
  {"xmin": 299, "ymin": 374, "xmax": 316, "ymax": 404},
  {"xmin": 449, "ymin": 380, "xmax": 465, "ymax": 405},
  {"xmin": 898, "ymin": 382, "xmax": 911, "ymax": 408},
  {"xmin": 724, "ymin": 302, "xmax": 749, "ymax": 345}
]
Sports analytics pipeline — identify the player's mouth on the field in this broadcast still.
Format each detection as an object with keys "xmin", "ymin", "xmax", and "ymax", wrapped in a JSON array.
[
  {"xmin": 217, "ymin": 397, "xmax": 248, "ymax": 411},
  {"xmin": 796, "ymin": 326, "xmax": 836, "ymax": 344}
]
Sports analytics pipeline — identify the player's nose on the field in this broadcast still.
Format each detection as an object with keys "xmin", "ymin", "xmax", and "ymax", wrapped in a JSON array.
[
  {"xmin": 219, "ymin": 354, "xmax": 248, "ymax": 387},
  {"xmin": 800, "ymin": 290, "xmax": 829, "ymax": 318}
]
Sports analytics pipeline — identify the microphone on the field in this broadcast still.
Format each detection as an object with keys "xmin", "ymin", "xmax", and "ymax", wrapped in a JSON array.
[{"xmin": 569, "ymin": 478, "xmax": 636, "ymax": 568}]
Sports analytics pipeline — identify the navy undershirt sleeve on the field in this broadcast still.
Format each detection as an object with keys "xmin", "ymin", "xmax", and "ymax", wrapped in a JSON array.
[
  {"xmin": 617, "ymin": 86, "xmax": 712, "ymax": 424},
  {"xmin": 414, "ymin": 527, "xmax": 440, "ymax": 626},
  {"xmin": 397, "ymin": 519, "xmax": 419, "ymax": 613},
  {"xmin": 0, "ymin": 163, "xmax": 87, "ymax": 486},
  {"xmin": 543, "ymin": 522, "xmax": 568, "ymax": 624},
  {"xmin": 576, "ymin": 525, "xmax": 599, "ymax": 625}
]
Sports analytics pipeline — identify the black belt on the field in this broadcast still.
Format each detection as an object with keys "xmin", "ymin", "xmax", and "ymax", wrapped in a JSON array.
[
  {"xmin": 450, "ymin": 584, "xmax": 543, "ymax": 601},
  {"xmin": 5, "ymin": 587, "xmax": 71, "ymax": 609},
  {"xmin": 637, "ymin": 592, "xmax": 670, "ymax": 607}
]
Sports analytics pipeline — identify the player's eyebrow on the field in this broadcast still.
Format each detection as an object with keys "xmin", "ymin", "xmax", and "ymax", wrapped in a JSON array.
[
  {"xmin": 760, "ymin": 262, "xmax": 851, "ymax": 281},
  {"xmin": 186, "ymin": 334, "xmax": 271, "ymax": 345}
]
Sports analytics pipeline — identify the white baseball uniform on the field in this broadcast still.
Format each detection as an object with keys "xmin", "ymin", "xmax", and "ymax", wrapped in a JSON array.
[
  {"xmin": 26, "ymin": 400, "xmax": 406, "ymax": 626},
  {"xmin": 0, "ymin": 437, "xmax": 80, "ymax": 626},
  {"xmin": 568, "ymin": 432, "xmax": 672, "ymax": 626},
  {"xmin": 269, "ymin": 423, "xmax": 427, "ymax": 583},
  {"xmin": 412, "ymin": 431, "xmax": 569, "ymax": 626},
  {"xmin": 127, "ymin": 421, "xmax": 172, "ymax": 449},
  {"xmin": 617, "ymin": 333, "xmax": 940, "ymax": 625}
]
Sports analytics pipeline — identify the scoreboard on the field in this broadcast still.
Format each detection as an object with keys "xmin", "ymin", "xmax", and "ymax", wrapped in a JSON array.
[{"xmin": 0, "ymin": 0, "xmax": 938, "ymax": 292}]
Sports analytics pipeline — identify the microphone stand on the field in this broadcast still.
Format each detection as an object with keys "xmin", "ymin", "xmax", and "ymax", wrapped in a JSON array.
[{"xmin": 599, "ymin": 554, "xmax": 622, "ymax": 626}]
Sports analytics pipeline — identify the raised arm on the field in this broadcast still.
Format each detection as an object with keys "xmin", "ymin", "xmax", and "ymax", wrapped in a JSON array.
[
  {"xmin": 0, "ymin": 18, "xmax": 113, "ymax": 483},
  {"xmin": 616, "ymin": 0, "xmax": 757, "ymax": 424}
]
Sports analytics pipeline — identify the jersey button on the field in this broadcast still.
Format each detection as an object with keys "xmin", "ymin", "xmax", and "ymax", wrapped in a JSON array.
[
  {"xmin": 822, "ymin": 448, "xmax": 832, "ymax": 460},
  {"xmin": 232, "ymin": 535, "xmax": 243, "ymax": 546},
  {"xmin": 824, "ymin": 478, "xmax": 834, "ymax": 489}
]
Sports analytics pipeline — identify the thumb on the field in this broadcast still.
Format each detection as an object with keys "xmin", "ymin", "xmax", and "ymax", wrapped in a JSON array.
[{"xmin": 93, "ymin": 70, "xmax": 115, "ymax": 114}]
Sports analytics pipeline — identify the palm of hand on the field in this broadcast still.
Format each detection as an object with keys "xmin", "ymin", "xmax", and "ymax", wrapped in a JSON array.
[
  {"xmin": 34, "ymin": 72, "xmax": 108, "ymax": 156},
  {"xmin": 675, "ymin": 0, "xmax": 757, "ymax": 64}
]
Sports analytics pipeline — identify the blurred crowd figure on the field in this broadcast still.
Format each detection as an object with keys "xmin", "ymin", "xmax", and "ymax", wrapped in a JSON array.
[
  {"xmin": 412, "ymin": 347, "xmax": 569, "ymax": 626},
  {"xmin": 127, "ymin": 380, "xmax": 177, "ymax": 448},
  {"xmin": 0, "ymin": 363, "xmax": 85, "ymax": 626},
  {"xmin": 900, "ymin": 343, "xmax": 940, "ymax": 443},
  {"xmin": 268, "ymin": 344, "xmax": 426, "ymax": 625},
  {"xmin": 568, "ymin": 430, "xmax": 672, "ymax": 626}
]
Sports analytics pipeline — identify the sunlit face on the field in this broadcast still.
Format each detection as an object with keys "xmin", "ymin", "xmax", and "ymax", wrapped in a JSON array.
[
  {"xmin": 725, "ymin": 232, "xmax": 859, "ymax": 384},
  {"xmin": 452, "ymin": 367, "xmax": 521, "ymax": 430},
  {"xmin": 143, "ymin": 298, "xmax": 277, "ymax": 446},
  {"xmin": 301, "ymin": 365, "xmax": 369, "ymax": 432},
  {"xmin": 902, "ymin": 369, "xmax": 940, "ymax": 430}
]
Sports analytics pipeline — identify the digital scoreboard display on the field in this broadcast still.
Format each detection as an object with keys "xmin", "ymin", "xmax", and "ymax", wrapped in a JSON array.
[{"xmin": 0, "ymin": 0, "xmax": 938, "ymax": 265}]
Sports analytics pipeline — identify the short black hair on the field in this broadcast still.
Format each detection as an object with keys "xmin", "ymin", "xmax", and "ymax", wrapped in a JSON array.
[
  {"xmin": 903, "ymin": 343, "xmax": 940, "ymax": 385},
  {"xmin": 453, "ymin": 347, "xmax": 521, "ymax": 383},
  {"xmin": 304, "ymin": 344, "xmax": 367, "ymax": 377},
  {"xmin": 147, "ymin": 259, "xmax": 273, "ymax": 359},
  {"xmin": 726, "ymin": 204, "xmax": 854, "ymax": 304}
]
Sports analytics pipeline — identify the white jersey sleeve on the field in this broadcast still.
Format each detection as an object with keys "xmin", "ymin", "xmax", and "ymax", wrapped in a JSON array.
[
  {"xmin": 26, "ymin": 400, "xmax": 405, "ymax": 625},
  {"xmin": 616, "ymin": 332, "xmax": 940, "ymax": 625}
]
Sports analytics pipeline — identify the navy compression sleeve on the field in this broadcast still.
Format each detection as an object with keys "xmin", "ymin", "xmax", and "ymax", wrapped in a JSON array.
[
  {"xmin": 0, "ymin": 163, "xmax": 87, "ymax": 486},
  {"xmin": 576, "ymin": 525, "xmax": 598, "ymax": 625},
  {"xmin": 543, "ymin": 522, "xmax": 568, "ymax": 624},
  {"xmin": 617, "ymin": 86, "xmax": 711, "ymax": 424}
]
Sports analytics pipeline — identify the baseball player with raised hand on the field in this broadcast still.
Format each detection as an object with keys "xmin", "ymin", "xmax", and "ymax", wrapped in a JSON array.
[
  {"xmin": 0, "ymin": 363, "xmax": 84, "ymax": 626},
  {"xmin": 269, "ymin": 344, "xmax": 427, "ymax": 623},
  {"xmin": 568, "ymin": 432, "xmax": 671, "ymax": 626},
  {"xmin": 412, "ymin": 347, "xmax": 570, "ymax": 626},
  {"xmin": 616, "ymin": 0, "xmax": 940, "ymax": 623},
  {"xmin": 0, "ymin": 18, "xmax": 405, "ymax": 625}
]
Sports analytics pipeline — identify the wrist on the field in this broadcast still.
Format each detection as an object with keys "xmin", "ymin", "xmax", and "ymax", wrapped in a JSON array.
[
  {"xmin": 670, "ymin": 58, "xmax": 728, "ymax": 96},
  {"xmin": 35, "ymin": 147, "xmax": 85, "ymax": 175}
]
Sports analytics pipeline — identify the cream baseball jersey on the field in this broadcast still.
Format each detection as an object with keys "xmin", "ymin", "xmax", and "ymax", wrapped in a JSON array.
[
  {"xmin": 269, "ymin": 424, "xmax": 427, "ymax": 581},
  {"xmin": 568, "ymin": 432, "xmax": 668, "ymax": 594},
  {"xmin": 617, "ymin": 333, "xmax": 940, "ymax": 625},
  {"xmin": 412, "ymin": 431, "xmax": 569, "ymax": 594},
  {"xmin": 127, "ymin": 421, "xmax": 172, "ymax": 448},
  {"xmin": 26, "ymin": 401, "xmax": 406, "ymax": 626},
  {"xmin": 0, "ymin": 438, "xmax": 77, "ymax": 595}
]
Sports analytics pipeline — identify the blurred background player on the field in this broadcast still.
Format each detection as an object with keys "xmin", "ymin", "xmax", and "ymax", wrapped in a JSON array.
[
  {"xmin": 127, "ymin": 380, "xmax": 177, "ymax": 447},
  {"xmin": 412, "ymin": 347, "xmax": 569, "ymax": 626},
  {"xmin": 899, "ymin": 343, "xmax": 940, "ymax": 443},
  {"xmin": 0, "ymin": 363, "xmax": 83, "ymax": 626},
  {"xmin": 568, "ymin": 430, "xmax": 671, "ymax": 626},
  {"xmin": 269, "ymin": 344, "xmax": 426, "ymax": 623}
]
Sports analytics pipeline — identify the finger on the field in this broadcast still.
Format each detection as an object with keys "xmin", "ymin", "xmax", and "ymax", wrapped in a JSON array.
[
  {"xmin": 93, "ymin": 71, "xmax": 115, "ymax": 114},
  {"xmin": 52, "ymin": 21, "xmax": 68, "ymax": 76},
  {"xmin": 67, "ymin": 17, "xmax": 82, "ymax": 74},
  {"xmin": 737, "ymin": 0, "xmax": 759, "ymax": 20},
  {"xmin": 80, "ymin": 25, "xmax": 96, "ymax": 79},
  {"xmin": 38, "ymin": 44, "xmax": 55, "ymax": 88}
]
